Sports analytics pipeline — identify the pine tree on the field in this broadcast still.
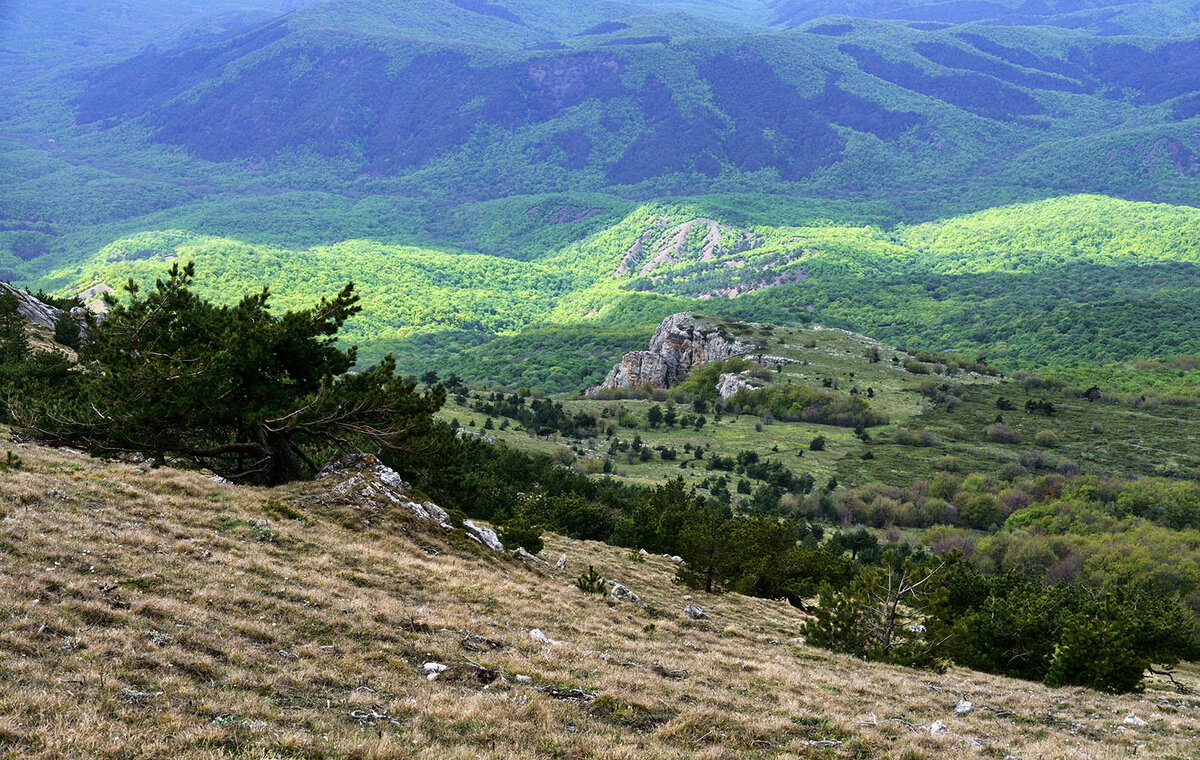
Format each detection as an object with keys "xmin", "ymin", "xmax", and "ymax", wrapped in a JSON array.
[
  {"xmin": 52, "ymin": 310, "xmax": 81, "ymax": 349},
  {"xmin": 13, "ymin": 263, "xmax": 444, "ymax": 485}
]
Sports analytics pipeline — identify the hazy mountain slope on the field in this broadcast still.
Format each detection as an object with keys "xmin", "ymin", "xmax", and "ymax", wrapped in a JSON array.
[
  {"xmin": 40, "ymin": 11, "xmax": 1200, "ymax": 224},
  {"xmin": 0, "ymin": 0, "xmax": 322, "ymax": 68},
  {"xmin": 7, "ymin": 1, "xmax": 1200, "ymax": 285}
]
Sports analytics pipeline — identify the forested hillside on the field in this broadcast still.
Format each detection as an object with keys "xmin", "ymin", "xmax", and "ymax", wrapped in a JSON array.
[{"xmin": 34, "ymin": 194, "xmax": 1200, "ymax": 391}]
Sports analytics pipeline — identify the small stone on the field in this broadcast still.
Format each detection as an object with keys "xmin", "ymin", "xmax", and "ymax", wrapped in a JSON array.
[
  {"xmin": 955, "ymin": 699, "xmax": 973, "ymax": 715},
  {"xmin": 683, "ymin": 603, "xmax": 709, "ymax": 620},
  {"xmin": 515, "ymin": 674, "xmax": 532, "ymax": 683},
  {"xmin": 556, "ymin": 554, "xmax": 567, "ymax": 571},
  {"xmin": 609, "ymin": 583, "xmax": 641, "ymax": 602},
  {"xmin": 423, "ymin": 662, "xmax": 448, "ymax": 673},
  {"xmin": 530, "ymin": 629, "xmax": 561, "ymax": 646},
  {"xmin": 1123, "ymin": 713, "xmax": 1148, "ymax": 727},
  {"xmin": 789, "ymin": 636, "xmax": 806, "ymax": 645},
  {"xmin": 929, "ymin": 720, "xmax": 947, "ymax": 735},
  {"xmin": 426, "ymin": 672, "xmax": 439, "ymax": 681},
  {"xmin": 639, "ymin": 548, "xmax": 650, "ymax": 557}
]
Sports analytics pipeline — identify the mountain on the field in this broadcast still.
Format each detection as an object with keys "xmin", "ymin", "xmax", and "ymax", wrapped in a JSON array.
[
  {"xmin": 60, "ymin": 10, "xmax": 1200, "ymax": 201},
  {"xmin": 4, "ymin": 0, "xmax": 1200, "ymax": 390}
]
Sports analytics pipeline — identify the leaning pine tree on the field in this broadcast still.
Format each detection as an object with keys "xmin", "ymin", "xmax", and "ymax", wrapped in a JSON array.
[{"xmin": 14, "ymin": 262, "xmax": 444, "ymax": 485}]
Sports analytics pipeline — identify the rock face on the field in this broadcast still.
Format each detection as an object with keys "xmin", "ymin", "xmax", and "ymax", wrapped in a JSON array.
[
  {"xmin": 590, "ymin": 313, "xmax": 751, "ymax": 395},
  {"xmin": 0, "ymin": 282, "xmax": 63, "ymax": 329}
]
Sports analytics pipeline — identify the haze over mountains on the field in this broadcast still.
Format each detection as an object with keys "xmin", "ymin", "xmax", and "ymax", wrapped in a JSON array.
[{"xmin": 3, "ymin": 0, "xmax": 1200, "ymax": 386}]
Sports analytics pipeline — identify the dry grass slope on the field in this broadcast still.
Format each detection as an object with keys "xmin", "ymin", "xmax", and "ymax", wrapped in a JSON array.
[{"xmin": 0, "ymin": 444, "xmax": 1198, "ymax": 759}]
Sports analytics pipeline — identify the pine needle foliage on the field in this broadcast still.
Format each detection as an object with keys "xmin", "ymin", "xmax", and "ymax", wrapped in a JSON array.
[{"xmin": 13, "ymin": 262, "xmax": 445, "ymax": 485}]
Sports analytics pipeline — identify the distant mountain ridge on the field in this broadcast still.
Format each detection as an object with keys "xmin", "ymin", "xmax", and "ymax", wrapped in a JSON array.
[{"xmin": 63, "ymin": 5, "xmax": 1200, "ymax": 204}]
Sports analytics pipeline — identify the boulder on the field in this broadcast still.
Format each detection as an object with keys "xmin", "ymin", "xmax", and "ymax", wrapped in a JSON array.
[
  {"xmin": 530, "ymin": 629, "xmax": 562, "ymax": 646},
  {"xmin": 607, "ymin": 582, "xmax": 641, "ymax": 602},
  {"xmin": 683, "ymin": 603, "xmax": 709, "ymax": 620},
  {"xmin": 316, "ymin": 454, "xmax": 503, "ymax": 551},
  {"xmin": 463, "ymin": 519, "xmax": 503, "ymax": 551},
  {"xmin": 717, "ymin": 372, "xmax": 755, "ymax": 400},
  {"xmin": 954, "ymin": 699, "xmax": 973, "ymax": 715},
  {"xmin": 555, "ymin": 554, "xmax": 568, "ymax": 571},
  {"xmin": 1124, "ymin": 713, "xmax": 1148, "ymax": 727}
]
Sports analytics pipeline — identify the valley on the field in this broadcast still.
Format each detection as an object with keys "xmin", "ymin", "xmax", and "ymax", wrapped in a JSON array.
[{"xmin": 4, "ymin": 0, "xmax": 1200, "ymax": 756}]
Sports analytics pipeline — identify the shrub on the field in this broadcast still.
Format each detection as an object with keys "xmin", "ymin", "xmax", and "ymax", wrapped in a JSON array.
[
  {"xmin": 985, "ymin": 424, "xmax": 1019, "ymax": 444},
  {"xmin": 1019, "ymin": 449, "xmax": 1056, "ymax": 471},
  {"xmin": 896, "ymin": 429, "xmax": 936, "ymax": 447},
  {"xmin": 934, "ymin": 455, "xmax": 959, "ymax": 472},
  {"xmin": 962, "ymin": 494, "xmax": 1004, "ymax": 530},
  {"xmin": 53, "ymin": 311, "xmax": 81, "ymax": 349},
  {"xmin": 1034, "ymin": 430, "xmax": 1059, "ymax": 448},
  {"xmin": 810, "ymin": 435, "xmax": 826, "ymax": 451},
  {"xmin": 499, "ymin": 516, "xmax": 544, "ymax": 554}
]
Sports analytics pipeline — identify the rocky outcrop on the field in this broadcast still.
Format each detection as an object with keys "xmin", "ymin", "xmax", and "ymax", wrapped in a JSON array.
[
  {"xmin": 716, "ymin": 372, "xmax": 755, "ymax": 400},
  {"xmin": 0, "ymin": 282, "xmax": 62, "ymax": 329},
  {"xmin": 315, "ymin": 454, "xmax": 503, "ymax": 551},
  {"xmin": 590, "ymin": 313, "xmax": 752, "ymax": 395}
]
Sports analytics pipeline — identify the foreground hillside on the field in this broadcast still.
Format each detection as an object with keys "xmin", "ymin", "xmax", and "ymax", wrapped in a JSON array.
[{"xmin": 1, "ymin": 442, "xmax": 1198, "ymax": 759}]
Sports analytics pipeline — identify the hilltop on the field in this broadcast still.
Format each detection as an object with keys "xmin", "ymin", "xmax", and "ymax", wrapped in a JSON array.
[
  {"xmin": 439, "ymin": 312, "xmax": 1200, "ymax": 493},
  {"xmin": 1, "ymin": 441, "xmax": 1198, "ymax": 759}
]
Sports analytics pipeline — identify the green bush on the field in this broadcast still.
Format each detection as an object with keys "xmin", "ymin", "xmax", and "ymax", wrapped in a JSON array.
[
  {"xmin": 499, "ymin": 516, "xmax": 544, "ymax": 554},
  {"xmin": 1034, "ymin": 430, "xmax": 1059, "ymax": 448},
  {"xmin": 575, "ymin": 565, "xmax": 606, "ymax": 594}
]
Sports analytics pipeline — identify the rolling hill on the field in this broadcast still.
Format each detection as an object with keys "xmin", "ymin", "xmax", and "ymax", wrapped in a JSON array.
[
  {"xmin": 4, "ymin": 0, "xmax": 1200, "ymax": 391},
  {"xmin": 37, "ymin": 194, "xmax": 1200, "ymax": 390}
]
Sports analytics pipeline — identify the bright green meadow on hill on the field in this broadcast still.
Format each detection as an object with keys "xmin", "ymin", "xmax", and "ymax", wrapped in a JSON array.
[{"xmin": 36, "ymin": 193, "xmax": 1200, "ymax": 393}]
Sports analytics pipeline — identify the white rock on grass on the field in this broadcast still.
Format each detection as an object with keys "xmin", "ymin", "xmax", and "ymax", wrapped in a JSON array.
[
  {"xmin": 463, "ymin": 519, "xmax": 503, "ymax": 551},
  {"xmin": 683, "ymin": 603, "xmax": 709, "ymax": 620},
  {"xmin": 556, "ymin": 554, "xmax": 567, "ymax": 571},
  {"xmin": 530, "ymin": 629, "xmax": 562, "ymax": 646},
  {"xmin": 1124, "ymin": 713, "xmax": 1148, "ymax": 727},
  {"xmin": 955, "ymin": 699, "xmax": 973, "ymax": 715},
  {"xmin": 608, "ymin": 583, "xmax": 641, "ymax": 602},
  {"xmin": 929, "ymin": 720, "xmax": 947, "ymax": 735}
]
